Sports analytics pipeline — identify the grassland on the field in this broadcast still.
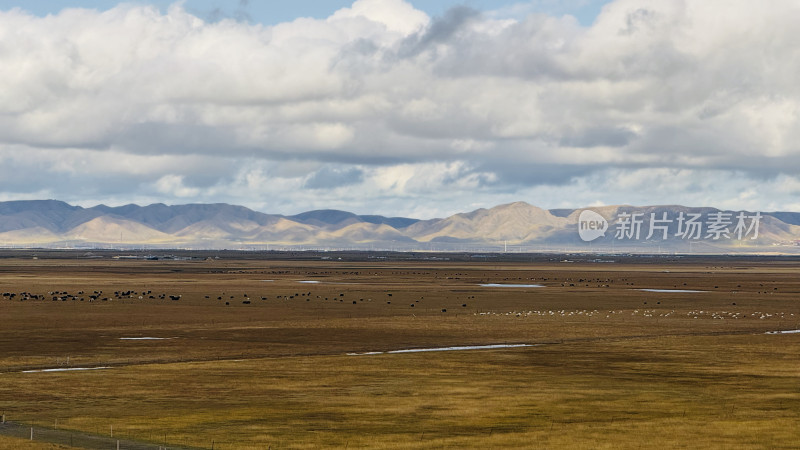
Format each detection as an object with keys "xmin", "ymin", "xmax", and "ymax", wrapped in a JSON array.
[
  {"xmin": 0, "ymin": 436, "xmax": 69, "ymax": 449},
  {"xmin": 0, "ymin": 251, "xmax": 798, "ymax": 448}
]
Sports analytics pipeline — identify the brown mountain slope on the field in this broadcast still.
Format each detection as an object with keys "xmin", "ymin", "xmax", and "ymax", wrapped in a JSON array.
[{"xmin": 405, "ymin": 202, "xmax": 570, "ymax": 243}]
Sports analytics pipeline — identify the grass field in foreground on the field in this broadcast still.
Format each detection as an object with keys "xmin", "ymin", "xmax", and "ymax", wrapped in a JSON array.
[{"xmin": 3, "ymin": 334, "xmax": 799, "ymax": 449}]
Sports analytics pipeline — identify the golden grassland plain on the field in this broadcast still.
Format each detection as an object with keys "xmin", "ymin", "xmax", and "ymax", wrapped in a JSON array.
[
  {"xmin": 0, "ymin": 252, "xmax": 798, "ymax": 448},
  {"xmin": 0, "ymin": 436, "xmax": 68, "ymax": 449}
]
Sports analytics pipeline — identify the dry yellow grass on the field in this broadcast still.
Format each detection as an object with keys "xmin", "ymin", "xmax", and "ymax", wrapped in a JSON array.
[
  {"xmin": 0, "ymin": 435, "xmax": 75, "ymax": 449},
  {"xmin": 4, "ymin": 335, "xmax": 799, "ymax": 448}
]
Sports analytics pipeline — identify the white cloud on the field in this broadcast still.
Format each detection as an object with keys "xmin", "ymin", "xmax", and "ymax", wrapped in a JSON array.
[
  {"xmin": 0, "ymin": 0, "xmax": 798, "ymax": 215},
  {"xmin": 155, "ymin": 174, "xmax": 200, "ymax": 197},
  {"xmin": 329, "ymin": 0, "xmax": 429, "ymax": 36}
]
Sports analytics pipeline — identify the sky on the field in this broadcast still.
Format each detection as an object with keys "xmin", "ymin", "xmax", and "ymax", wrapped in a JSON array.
[
  {"xmin": 0, "ymin": 1, "xmax": 608, "ymax": 26},
  {"xmin": 0, "ymin": 0, "xmax": 799, "ymax": 218}
]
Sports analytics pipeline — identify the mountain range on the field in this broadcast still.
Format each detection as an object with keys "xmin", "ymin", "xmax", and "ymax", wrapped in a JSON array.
[{"xmin": 0, "ymin": 200, "xmax": 798, "ymax": 253}]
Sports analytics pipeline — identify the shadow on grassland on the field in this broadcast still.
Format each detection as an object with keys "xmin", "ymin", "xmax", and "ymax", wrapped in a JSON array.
[{"xmin": 0, "ymin": 421, "xmax": 205, "ymax": 449}]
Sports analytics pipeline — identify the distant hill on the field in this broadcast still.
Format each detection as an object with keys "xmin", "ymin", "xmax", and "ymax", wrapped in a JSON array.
[
  {"xmin": 405, "ymin": 202, "xmax": 568, "ymax": 243},
  {"xmin": 287, "ymin": 210, "xmax": 419, "ymax": 230},
  {"xmin": 766, "ymin": 211, "xmax": 800, "ymax": 226},
  {"xmin": 0, "ymin": 200, "xmax": 797, "ymax": 253}
]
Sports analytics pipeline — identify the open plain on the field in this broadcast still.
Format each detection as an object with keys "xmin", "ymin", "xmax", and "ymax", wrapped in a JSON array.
[{"xmin": 0, "ymin": 250, "xmax": 798, "ymax": 449}]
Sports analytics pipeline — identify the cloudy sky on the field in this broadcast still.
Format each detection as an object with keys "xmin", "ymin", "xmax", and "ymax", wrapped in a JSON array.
[{"xmin": 0, "ymin": 0, "xmax": 798, "ymax": 218}]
